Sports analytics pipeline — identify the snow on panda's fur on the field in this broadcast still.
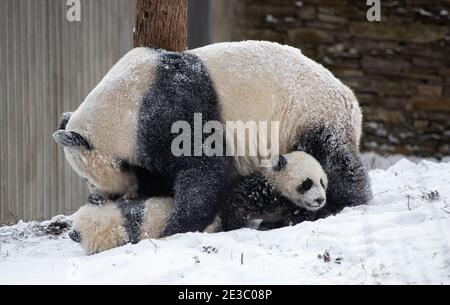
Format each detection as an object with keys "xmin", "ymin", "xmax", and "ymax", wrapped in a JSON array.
[
  {"xmin": 53, "ymin": 40, "xmax": 371, "ymax": 237},
  {"xmin": 70, "ymin": 151, "xmax": 328, "ymax": 254}
]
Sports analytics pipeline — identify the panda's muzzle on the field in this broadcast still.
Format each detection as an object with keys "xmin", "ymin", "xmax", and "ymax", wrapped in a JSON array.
[{"xmin": 303, "ymin": 197, "xmax": 326, "ymax": 210}]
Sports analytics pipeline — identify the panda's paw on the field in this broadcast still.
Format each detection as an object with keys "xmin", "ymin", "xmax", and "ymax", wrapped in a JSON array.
[
  {"xmin": 69, "ymin": 230, "xmax": 81, "ymax": 243},
  {"xmin": 160, "ymin": 219, "xmax": 193, "ymax": 238},
  {"xmin": 159, "ymin": 224, "xmax": 179, "ymax": 238},
  {"xmin": 87, "ymin": 193, "xmax": 107, "ymax": 206}
]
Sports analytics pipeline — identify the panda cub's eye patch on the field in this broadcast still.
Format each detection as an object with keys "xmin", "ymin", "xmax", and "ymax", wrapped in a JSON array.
[{"xmin": 298, "ymin": 178, "xmax": 313, "ymax": 194}]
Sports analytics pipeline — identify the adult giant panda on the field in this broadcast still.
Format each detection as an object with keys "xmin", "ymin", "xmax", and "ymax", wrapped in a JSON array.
[
  {"xmin": 53, "ymin": 41, "xmax": 371, "ymax": 237},
  {"xmin": 70, "ymin": 151, "xmax": 328, "ymax": 254}
]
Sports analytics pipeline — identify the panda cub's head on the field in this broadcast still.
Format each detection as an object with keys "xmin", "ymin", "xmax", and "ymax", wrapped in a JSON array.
[{"xmin": 263, "ymin": 151, "xmax": 328, "ymax": 211}]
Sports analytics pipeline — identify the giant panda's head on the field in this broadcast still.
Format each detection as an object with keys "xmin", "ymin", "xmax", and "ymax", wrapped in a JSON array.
[
  {"xmin": 53, "ymin": 112, "xmax": 138, "ymax": 199},
  {"xmin": 263, "ymin": 151, "xmax": 328, "ymax": 211}
]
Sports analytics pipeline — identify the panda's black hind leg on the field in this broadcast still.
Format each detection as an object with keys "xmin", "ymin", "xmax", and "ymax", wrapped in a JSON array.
[{"xmin": 293, "ymin": 125, "xmax": 372, "ymax": 217}]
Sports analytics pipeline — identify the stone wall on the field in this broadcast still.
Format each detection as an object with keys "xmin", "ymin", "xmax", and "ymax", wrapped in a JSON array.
[{"xmin": 229, "ymin": 0, "xmax": 450, "ymax": 158}]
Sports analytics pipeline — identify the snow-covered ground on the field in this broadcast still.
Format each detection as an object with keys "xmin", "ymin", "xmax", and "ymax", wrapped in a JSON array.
[{"xmin": 1, "ymin": 159, "xmax": 449, "ymax": 284}]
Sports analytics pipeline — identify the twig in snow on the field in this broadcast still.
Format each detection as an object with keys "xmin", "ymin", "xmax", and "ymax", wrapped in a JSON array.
[
  {"xmin": 407, "ymin": 194, "xmax": 412, "ymax": 211},
  {"xmin": 241, "ymin": 253, "xmax": 244, "ymax": 265},
  {"xmin": 141, "ymin": 232, "xmax": 159, "ymax": 254},
  {"xmin": 149, "ymin": 238, "xmax": 158, "ymax": 254},
  {"xmin": 318, "ymin": 250, "xmax": 331, "ymax": 263},
  {"xmin": 441, "ymin": 201, "xmax": 450, "ymax": 214},
  {"xmin": 193, "ymin": 256, "xmax": 200, "ymax": 264}
]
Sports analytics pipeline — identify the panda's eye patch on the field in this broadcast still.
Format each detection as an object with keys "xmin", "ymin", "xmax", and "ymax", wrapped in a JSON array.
[
  {"xmin": 320, "ymin": 179, "xmax": 325, "ymax": 188},
  {"xmin": 298, "ymin": 178, "xmax": 313, "ymax": 194}
]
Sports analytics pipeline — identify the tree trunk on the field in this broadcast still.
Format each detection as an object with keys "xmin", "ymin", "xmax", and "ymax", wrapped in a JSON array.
[{"xmin": 133, "ymin": 0, "xmax": 188, "ymax": 52}]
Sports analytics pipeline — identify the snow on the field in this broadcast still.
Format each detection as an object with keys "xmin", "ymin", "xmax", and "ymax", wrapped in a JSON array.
[
  {"xmin": 1, "ymin": 159, "xmax": 450, "ymax": 284},
  {"xmin": 362, "ymin": 151, "xmax": 450, "ymax": 170}
]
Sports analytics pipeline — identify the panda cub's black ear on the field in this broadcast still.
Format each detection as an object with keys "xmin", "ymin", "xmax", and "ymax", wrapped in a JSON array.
[
  {"xmin": 53, "ymin": 130, "xmax": 91, "ymax": 150},
  {"xmin": 273, "ymin": 155, "xmax": 287, "ymax": 171},
  {"xmin": 57, "ymin": 112, "xmax": 73, "ymax": 130}
]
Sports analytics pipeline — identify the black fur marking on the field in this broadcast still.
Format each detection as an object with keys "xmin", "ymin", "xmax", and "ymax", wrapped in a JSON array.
[
  {"xmin": 273, "ymin": 155, "xmax": 287, "ymax": 171},
  {"xmin": 134, "ymin": 165, "xmax": 173, "ymax": 198},
  {"xmin": 87, "ymin": 193, "xmax": 107, "ymax": 206},
  {"xmin": 118, "ymin": 198, "xmax": 146, "ymax": 244},
  {"xmin": 57, "ymin": 112, "xmax": 73, "ymax": 130},
  {"xmin": 113, "ymin": 159, "xmax": 173, "ymax": 197},
  {"xmin": 53, "ymin": 130, "xmax": 91, "ymax": 150},
  {"xmin": 293, "ymin": 124, "xmax": 372, "ymax": 218},
  {"xmin": 69, "ymin": 230, "xmax": 81, "ymax": 243},
  {"xmin": 136, "ymin": 51, "xmax": 231, "ymax": 236},
  {"xmin": 220, "ymin": 173, "xmax": 312, "ymax": 231},
  {"xmin": 298, "ymin": 178, "xmax": 313, "ymax": 194}
]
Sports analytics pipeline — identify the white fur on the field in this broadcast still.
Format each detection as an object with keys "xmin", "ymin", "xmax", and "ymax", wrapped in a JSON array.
[
  {"xmin": 73, "ymin": 203, "xmax": 127, "ymax": 255},
  {"xmin": 140, "ymin": 197, "xmax": 174, "ymax": 239},
  {"xmin": 190, "ymin": 41, "xmax": 362, "ymax": 175}
]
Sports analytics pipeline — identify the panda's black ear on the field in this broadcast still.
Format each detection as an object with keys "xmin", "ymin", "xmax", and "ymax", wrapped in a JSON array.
[
  {"xmin": 273, "ymin": 155, "xmax": 287, "ymax": 171},
  {"xmin": 53, "ymin": 130, "xmax": 91, "ymax": 150},
  {"xmin": 57, "ymin": 112, "xmax": 73, "ymax": 130}
]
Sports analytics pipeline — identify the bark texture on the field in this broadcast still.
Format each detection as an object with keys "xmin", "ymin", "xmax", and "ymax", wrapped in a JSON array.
[{"xmin": 134, "ymin": 0, "xmax": 188, "ymax": 51}]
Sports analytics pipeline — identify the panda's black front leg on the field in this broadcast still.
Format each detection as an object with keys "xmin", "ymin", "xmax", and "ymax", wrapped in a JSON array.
[
  {"xmin": 161, "ymin": 157, "xmax": 231, "ymax": 236},
  {"xmin": 319, "ymin": 146, "xmax": 372, "ymax": 216},
  {"xmin": 294, "ymin": 125, "xmax": 372, "ymax": 217}
]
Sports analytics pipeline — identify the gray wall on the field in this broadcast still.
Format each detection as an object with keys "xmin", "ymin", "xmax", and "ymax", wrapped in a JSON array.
[{"xmin": 0, "ymin": 0, "xmax": 136, "ymax": 224}]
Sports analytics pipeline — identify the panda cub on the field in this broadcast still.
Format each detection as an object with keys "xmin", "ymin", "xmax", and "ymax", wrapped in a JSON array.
[
  {"xmin": 70, "ymin": 151, "xmax": 327, "ymax": 254},
  {"xmin": 221, "ymin": 151, "xmax": 327, "ymax": 231}
]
